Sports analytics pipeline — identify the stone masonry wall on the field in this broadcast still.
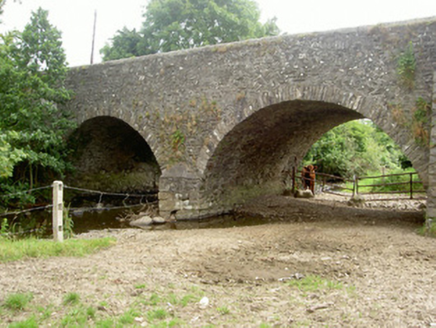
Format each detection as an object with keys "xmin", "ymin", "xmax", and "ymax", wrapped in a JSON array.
[{"xmin": 65, "ymin": 17, "xmax": 436, "ymax": 219}]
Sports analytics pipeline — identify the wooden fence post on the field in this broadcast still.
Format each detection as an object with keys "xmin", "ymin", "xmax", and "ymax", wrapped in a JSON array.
[
  {"xmin": 292, "ymin": 166, "xmax": 296, "ymax": 194},
  {"xmin": 352, "ymin": 175, "xmax": 357, "ymax": 197},
  {"xmin": 410, "ymin": 173, "xmax": 413, "ymax": 199},
  {"xmin": 52, "ymin": 181, "xmax": 64, "ymax": 242}
]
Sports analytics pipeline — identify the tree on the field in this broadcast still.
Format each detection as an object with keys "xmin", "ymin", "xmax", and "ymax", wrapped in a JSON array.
[
  {"xmin": 0, "ymin": 8, "xmax": 74, "ymax": 197},
  {"xmin": 304, "ymin": 120, "xmax": 407, "ymax": 178},
  {"xmin": 101, "ymin": 0, "xmax": 279, "ymax": 61}
]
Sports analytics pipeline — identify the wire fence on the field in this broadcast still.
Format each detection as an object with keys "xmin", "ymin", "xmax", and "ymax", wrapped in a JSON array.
[{"xmin": 0, "ymin": 182, "xmax": 155, "ymax": 240}]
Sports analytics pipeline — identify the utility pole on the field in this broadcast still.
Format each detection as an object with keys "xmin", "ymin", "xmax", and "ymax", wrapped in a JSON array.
[{"xmin": 90, "ymin": 10, "xmax": 97, "ymax": 64}]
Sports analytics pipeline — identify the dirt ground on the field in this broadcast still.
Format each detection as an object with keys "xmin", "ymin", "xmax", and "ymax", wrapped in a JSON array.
[{"xmin": 1, "ymin": 194, "xmax": 435, "ymax": 327}]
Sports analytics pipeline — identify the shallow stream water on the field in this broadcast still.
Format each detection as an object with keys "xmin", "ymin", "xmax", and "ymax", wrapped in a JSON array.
[{"xmin": 71, "ymin": 206, "xmax": 272, "ymax": 234}]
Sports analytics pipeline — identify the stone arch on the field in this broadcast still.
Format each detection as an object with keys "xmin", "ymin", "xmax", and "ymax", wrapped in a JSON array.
[
  {"xmin": 67, "ymin": 116, "xmax": 161, "ymax": 194},
  {"xmin": 197, "ymin": 85, "xmax": 426, "ymax": 213}
]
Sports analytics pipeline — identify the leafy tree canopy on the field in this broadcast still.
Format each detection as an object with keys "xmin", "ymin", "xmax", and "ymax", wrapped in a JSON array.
[
  {"xmin": 0, "ymin": 7, "xmax": 74, "ymax": 199},
  {"xmin": 101, "ymin": 0, "xmax": 279, "ymax": 61},
  {"xmin": 303, "ymin": 120, "xmax": 410, "ymax": 178}
]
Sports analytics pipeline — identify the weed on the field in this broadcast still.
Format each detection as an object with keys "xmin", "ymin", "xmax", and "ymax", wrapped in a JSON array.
[
  {"xmin": 135, "ymin": 283, "xmax": 146, "ymax": 289},
  {"xmin": 63, "ymin": 292, "xmax": 80, "ymax": 305},
  {"xmin": 217, "ymin": 306, "xmax": 230, "ymax": 315},
  {"xmin": 63, "ymin": 205, "xmax": 74, "ymax": 239},
  {"xmin": 397, "ymin": 41, "xmax": 416, "ymax": 89},
  {"xmin": 3, "ymin": 292, "xmax": 33, "ymax": 311},
  {"xmin": 171, "ymin": 129, "xmax": 185, "ymax": 151}
]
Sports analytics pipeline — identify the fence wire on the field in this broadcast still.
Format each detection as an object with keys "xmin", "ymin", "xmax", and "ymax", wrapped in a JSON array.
[{"xmin": 0, "ymin": 185, "xmax": 52, "ymax": 199}]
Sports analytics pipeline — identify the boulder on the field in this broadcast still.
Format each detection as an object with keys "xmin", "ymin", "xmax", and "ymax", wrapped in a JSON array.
[
  {"xmin": 152, "ymin": 216, "xmax": 166, "ymax": 224},
  {"xmin": 130, "ymin": 216, "xmax": 153, "ymax": 227},
  {"xmin": 294, "ymin": 189, "xmax": 314, "ymax": 198}
]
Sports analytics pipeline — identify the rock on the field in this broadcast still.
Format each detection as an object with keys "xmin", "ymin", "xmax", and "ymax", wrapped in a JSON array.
[
  {"xmin": 130, "ymin": 216, "xmax": 153, "ymax": 227},
  {"xmin": 152, "ymin": 216, "xmax": 166, "ymax": 224},
  {"xmin": 199, "ymin": 296, "xmax": 209, "ymax": 309},
  {"xmin": 294, "ymin": 189, "xmax": 314, "ymax": 198}
]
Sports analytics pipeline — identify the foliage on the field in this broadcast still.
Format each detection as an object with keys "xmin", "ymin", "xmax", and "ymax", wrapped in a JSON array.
[
  {"xmin": 304, "ymin": 120, "xmax": 407, "ymax": 178},
  {"xmin": 0, "ymin": 8, "xmax": 75, "ymax": 207},
  {"xmin": 171, "ymin": 129, "xmax": 185, "ymax": 151},
  {"xmin": 397, "ymin": 42, "xmax": 416, "ymax": 89},
  {"xmin": 0, "ymin": 237, "xmax": 116, "ymax": 262},
  {"xmin": 101, "ymin": 0, "xmax": 279, "ymax": 61}
]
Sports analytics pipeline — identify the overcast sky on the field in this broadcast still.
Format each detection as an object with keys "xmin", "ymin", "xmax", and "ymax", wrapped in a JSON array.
[{"xmin": 1, "ymin": 0, "xmax": 435, "ymax": 67}]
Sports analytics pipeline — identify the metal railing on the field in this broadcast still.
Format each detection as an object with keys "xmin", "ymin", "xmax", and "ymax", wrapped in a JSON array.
[{"xmin": 293, "ymin": 169, "xmax": 426, "ymax": 201}]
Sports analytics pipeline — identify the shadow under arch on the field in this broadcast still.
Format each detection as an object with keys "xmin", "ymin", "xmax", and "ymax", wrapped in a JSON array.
[
  {"xmin": 201, "ymin": 100, "xmax": 364, "ymax": 210},
  {"xmin": 67, "ymin": 116, "xmax": 161, "ymax": 195}
]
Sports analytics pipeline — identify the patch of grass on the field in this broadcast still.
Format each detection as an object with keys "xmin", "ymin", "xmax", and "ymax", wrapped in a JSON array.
[
  {"xmin": 217, "ymin": 306, "xmax": 230, "ymax": 315},
  {"xmin": 119, "ymin": 308, "xmax": 141, "ymax": 325},
  {"xmin": 37, "ymin": 304, "xmax": 54, "ymax": 319},
  {"xmin": 287, "ymin": 275, "xmax": 343, "ymax": 293},
  {"xmin": 8, "ymin": 316, "xmax": 38, "ymax": 328},
  {"xmin": 259, "ymin": 324, "xmax": 272, "ymax": 328},
  {"xmin": 63, "ymin": 292, "xmax": 80, "ymax": 305},
  {"xmin": 60, "ymin": 307, "xmax": 88, "ymax": 327},
  {"xmin": 146, "ymin": 293, "xmax": 161, "ymax": 306},
  {"xmin": 3, "ymin": 292, "xmax": 33, "ymax": 311},
  {"xmin": 86, "ymin": 306, "xmax": 96, "ymax": 319},
  {"xmin": 0, "ymin": 237, "xmax": 116, "ymax": 263},
  {"xmin": 95, "ymin": 318, "xmax": 116, "ymax": 328},
  {"xmin": 147, "ymin": 308, "xmax": 168, "ymax": 322}
]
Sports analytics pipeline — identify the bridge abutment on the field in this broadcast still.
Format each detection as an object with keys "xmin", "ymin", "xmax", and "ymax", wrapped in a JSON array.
[{"xmin": 427, "ymin": 71, "xmax": 436, "ymax": 219}]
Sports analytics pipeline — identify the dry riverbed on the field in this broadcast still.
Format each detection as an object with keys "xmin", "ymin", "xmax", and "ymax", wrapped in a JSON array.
[{"xmin": 0, "ymin": 195, "xmax": 435, "ymax": 327}]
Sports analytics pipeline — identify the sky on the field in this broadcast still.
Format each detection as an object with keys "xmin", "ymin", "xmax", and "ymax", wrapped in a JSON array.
[{"xmin": 1, "ymin": 0, "xmax": 435, "ymax": 67}]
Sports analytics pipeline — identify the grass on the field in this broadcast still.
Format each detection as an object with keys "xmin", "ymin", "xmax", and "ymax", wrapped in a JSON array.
[
  {"xmin": 287, "ymin": 275, "xmax": 344, "ymax": 293},
  {"xmin": 8, "ymin": 316, "xmax": 38, "ymax": 328},
  {"xmin": 63, "ymin": 292, "xmax": 80, "ymax": 305},
  {"xmin": 3, "ymin": 293, "xmax": 33, "ymax": 311},
  {"xmin": 0, "ymin": 237, "xmax": 116, "ymax": 263}
]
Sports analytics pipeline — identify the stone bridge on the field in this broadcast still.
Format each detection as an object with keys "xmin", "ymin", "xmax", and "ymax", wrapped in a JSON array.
[{"xmin": 65, "ymin": 17, "xmax": 436, "ymax": 220}]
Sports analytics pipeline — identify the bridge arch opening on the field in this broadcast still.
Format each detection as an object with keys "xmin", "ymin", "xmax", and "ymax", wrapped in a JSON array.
[
  {"xmin": 201, "ymin": 99, "xmax": 421, "ymax": 213},
  {"xmin": 67, "ymin": 116, "xmax": 161, "ymax": 196}
]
